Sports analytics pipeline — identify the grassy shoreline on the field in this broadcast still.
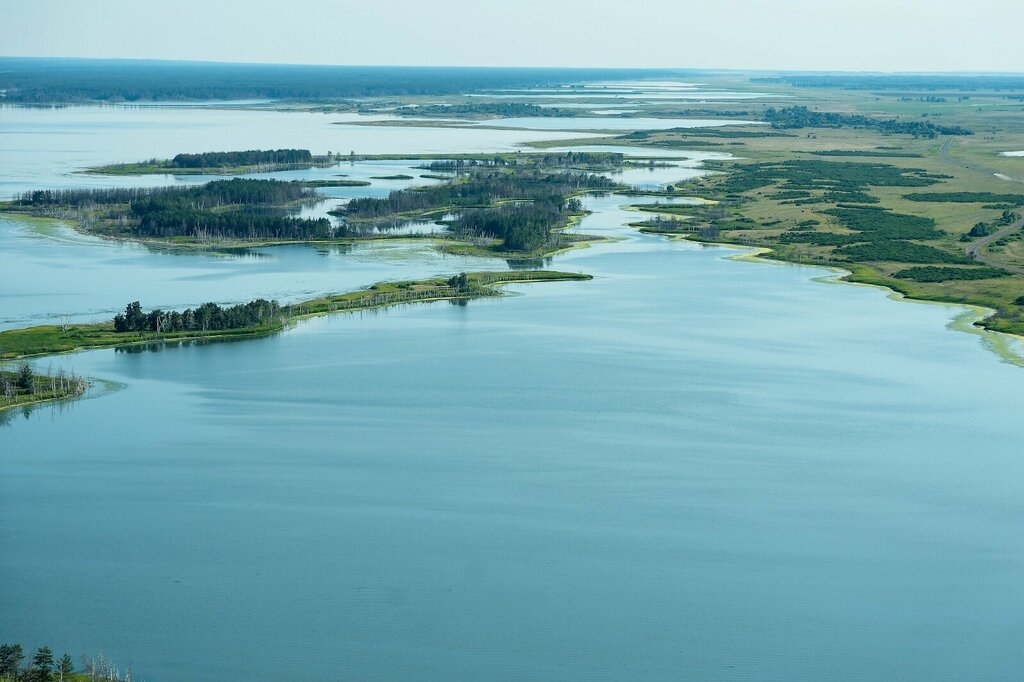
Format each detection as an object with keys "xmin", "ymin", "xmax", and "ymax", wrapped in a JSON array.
[
  {"xmin": 544, "ymin": 107, "xmax": 1024, "ymax": 340},
  {"xmin": 0, "ymin": 366, "xmax": 88, "ymax": 413},
  {"xmin": 654, "ymin": 230, "xmax": 1024, "ymax": 362},
  {"xmin": 682, "ymin": 228, "xmax": 1024, "ymax": 339},
  {"xmin": 85, "ymin": 157, "xmax": 336, "ymax": 176},
  {"xmin": 0, "ymin": 209, "xmax": 608, "ymax": 260},
  {"xmin": 0, "ymin": 270, "xmax": 592, "ymax": 362},
  {"xmin": 1, "ymin": 181, "xmax": 613, "ymax": 258}
]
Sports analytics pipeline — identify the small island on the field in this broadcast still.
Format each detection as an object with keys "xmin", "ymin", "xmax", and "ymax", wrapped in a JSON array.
[
  {"xmin": 4, "ymin": 151, "xmax": 632, "ymax": 258},
  {"xmin": 6, "ymin": 178, "xmax": 333, "ymax": 242},
  {"xmin": 0, "ymin": 270, "xmax": 591, "ymax": 361},
  {"xmin": 338, "ymin": 153, "xmax": 624, "ymax": 256},
  {"xmin": 87, "ymin": 148, "xmax": 336, "ymax": 175}
]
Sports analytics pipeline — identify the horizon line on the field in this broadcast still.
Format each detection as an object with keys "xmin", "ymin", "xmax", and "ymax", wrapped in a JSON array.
[{"xmin": 2, "ymin": 55, "xmax": 1024, "ymax": 78}]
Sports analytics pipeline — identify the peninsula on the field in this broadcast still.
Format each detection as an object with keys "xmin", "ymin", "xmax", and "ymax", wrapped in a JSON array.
[{"xmin": 0, "ymin": 270, "xmax": 591, "ymax": 362}]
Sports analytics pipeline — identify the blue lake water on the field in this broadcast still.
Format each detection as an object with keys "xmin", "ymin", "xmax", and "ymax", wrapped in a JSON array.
[
  {"xmin": 0, "ymin": 105, "xmax": 598, "ymax": 199},
  {"xmin": 1, "ymin": 103, "xmax": 1023, "ymax": 681}
]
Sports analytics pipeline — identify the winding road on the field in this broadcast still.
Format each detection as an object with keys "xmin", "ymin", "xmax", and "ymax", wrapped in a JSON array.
[
  {"xmin": 934, "ymin": 139, "xmax": 1024, "ymax": 273},
  {"xmin": 964, "ymin": 215, "xmax": 1024, "ymax": 274}
]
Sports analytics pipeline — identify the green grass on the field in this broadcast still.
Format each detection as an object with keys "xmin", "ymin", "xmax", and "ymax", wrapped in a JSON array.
[
  {"xmin": 86, "ymin": 157, "xmax": 334, "ymax": 176},
  {"xmin": 0, "ymin": 322, "xmax": 277, "ymax": 359},
  {"xmin": 0, "ymin": 368, "xmax": 88, "ymax": 411},
  {"xmin": 300, "ymin": 179, "xmax": 372, "ymax": 187},
  {"xmin": 566, "ymin": 119, "xmax": 1024, "ymax": 337}
]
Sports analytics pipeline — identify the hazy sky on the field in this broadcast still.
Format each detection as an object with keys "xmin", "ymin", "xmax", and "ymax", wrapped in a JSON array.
[{"xmin": 2, "ymin": 0, "xmax": 1022, "ymax": 72}]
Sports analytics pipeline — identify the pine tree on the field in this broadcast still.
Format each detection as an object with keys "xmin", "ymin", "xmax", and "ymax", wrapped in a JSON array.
[
  {"xmin": 56, "ymin": 655, "xmax": 73, "ymax": 682},
  {"xmin": 0, "ymin": 644, "xmax": 19, "ymax": 678},
  {"xmin": 15, "ymin": 363, "xmax": 34, "ymax": 392},
  {"xmin": 0, "ymin": 643, "xmax": 25, "ymax": 681},
  {"xmin": 30, "ymin": 647, "xmax": 53, "ymax": 682}
]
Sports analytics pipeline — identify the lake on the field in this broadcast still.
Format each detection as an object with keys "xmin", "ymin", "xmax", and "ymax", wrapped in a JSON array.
[{"xmin": 1, "ymin": 102, "xmax": 1023, "ymax": 681}]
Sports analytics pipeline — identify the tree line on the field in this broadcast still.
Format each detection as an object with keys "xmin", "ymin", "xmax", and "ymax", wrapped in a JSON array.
[
  {"xmin": 345, "ymin": 169, "xmax": 614, "ymax": 220},
  {"xmin": 0, "ymin": 58, "xmax": 665, "ymax": 103},
  {"xmin": 453, "ymin": 198, "xmax": 583, "ymax": 252},
  {"xmin": 15, "ymin": 179, "xmax": 332, "ymax": 241},
  {"xmin": 113, "ymin": 299, "xmax": 281, "ymax": 334},
  {"xmin": 127, "ymin": 179, "xmax": 326, "ymax": 239},
  {"xmin": 134, "ymin": 208, "xmax": 330, "ymax": 240},
  {"xmin": 1, "ymin": 642, "xmax": 135, "ymax": 682},
  {"xmin": 15, "ymin": 186, "xmax": 187, "ymax": 209},
  {"xmin": 763, "ymin": 106, "xmax": 973, "ymax": 138},
  {"xmin": 170, "ymin": 149, "xmax": 313, "ymax": 168},
  {"xmin": 1, "ymin": 643, "xmax": 77, "ymax": 682},
  {"xmin": 395, "ymin": 102, "xmax": 578, "ymax": 118},
  {"xmin": 422, "ymin": 152, "xmax": 623, "ymax": 172},
  {"xmin": 16, "ymin": 179, "xmax": 312, "ymax": 211},
  {"xmin": 711, "ymin": 159, "xmax": 942, "ymax": 195},
  {"xmin": 752, "ymin": 74, "xmax": 1024, "ymax": 92}
]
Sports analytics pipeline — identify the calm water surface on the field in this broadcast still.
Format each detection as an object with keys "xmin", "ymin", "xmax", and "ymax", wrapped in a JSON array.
[
  {"xmin": 1, "ymin": 106, "xmax": 1022, "ymax": 681},
  {"xmin": 0, "ymin": 105, "xmax": 599, "ymax": 198}
]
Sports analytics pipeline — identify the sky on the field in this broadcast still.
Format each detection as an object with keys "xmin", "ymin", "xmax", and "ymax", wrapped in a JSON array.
[{"xmin": 2, "ymin": 0, "xmax": 1022, "ymax": 73}]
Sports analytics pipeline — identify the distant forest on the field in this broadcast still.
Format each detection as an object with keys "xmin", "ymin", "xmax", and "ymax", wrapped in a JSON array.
[
  {"xmin": 394, "ymin": 103, "xmax": 578, "ymax": 118},
  {"xmin": 763, "ymin": 106, "xmax": 972, "ymax": 137},
  {"xmin": 0, "ymin": 58, "xmax": 682, "ymax": 103},
  {"xmin": 753, "ymin": 74, "xmax": 1024, "ymax": 93},
  {"xmin": 170, "ymin": 149, "xmax": 313, "ymax": 168}
]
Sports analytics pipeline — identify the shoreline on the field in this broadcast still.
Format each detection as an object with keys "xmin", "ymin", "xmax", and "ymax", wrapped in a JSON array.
[
  {"xmin": 607, "ymin": 195, "xmax": 1024, "ymax": 366},
  {"xmin": 0, "ymin": 270, "xmax": 592, "ymax": 411},
  {"xmin": 82, "ymin": 158, "xmax": 336, "ymax": 176},
  {"xmin": 0, "ymin": 210, "xmax": 609, "ymax": 260},
  {"xmin": 681, "ymin": 237, "xmax": 1024, "ymax": 366},
  {"xmin": 0, "ymin": 270, "xmax": 592, "ymax": 361}
]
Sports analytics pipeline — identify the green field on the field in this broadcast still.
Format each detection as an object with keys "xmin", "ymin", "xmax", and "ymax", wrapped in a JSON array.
[{"xmin": 528, "ymin": 81, "xmax": 1024, "ymax": 337}]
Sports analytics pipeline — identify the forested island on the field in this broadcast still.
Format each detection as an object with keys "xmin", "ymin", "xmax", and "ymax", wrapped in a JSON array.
[
  {"xmin": 6, "ymin": 151, "xmax": 635, "ymax": 255},
  {"xmin": 0, "ymin": 270, "xmax": 591, "ymax": 360},
  {"xmin": 8, "ymin": 179, "xmax": 332, "ymax": 242},
  {"xmin": 88, "ymin": 148, "xmax": 335, "ymax": 175},
  {"xmin": 341, "ymin": 163, "xmax": 618, "ymax": 254}
]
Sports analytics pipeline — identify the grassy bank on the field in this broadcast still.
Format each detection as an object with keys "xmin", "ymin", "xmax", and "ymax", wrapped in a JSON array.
[
  {"xmin": 0, "ymin": 365, "xmax": 88, "ymax": 412},
  {"xmin": 0, "ymin": 270, "xmax": 591, "ymax": 360},
  {"xmin": 540, "ymin": 85, "xmax": 1024, "ymax": 338},
  {"xmin": 86, "ymin": 151, "xmax": 336, "ymax": 176}
]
